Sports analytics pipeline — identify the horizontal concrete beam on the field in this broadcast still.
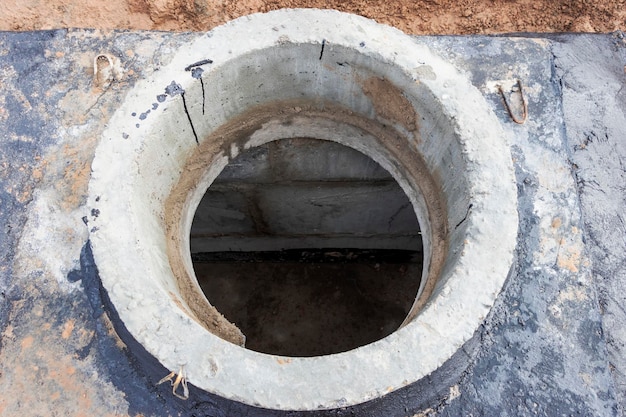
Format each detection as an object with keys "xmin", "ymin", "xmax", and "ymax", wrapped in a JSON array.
[{"xmin": 216, "ymin": 138, "xmax": 393, "ymax": 182}]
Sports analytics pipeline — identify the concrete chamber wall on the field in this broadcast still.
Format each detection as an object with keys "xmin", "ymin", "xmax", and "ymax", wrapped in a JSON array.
[
  {"xmin": 0, "ymin": 10, "xmax": 625, "ymax": 417},
  {"xmin": 190, "ymin": 138, "xmax": 422, "ymax": 253}
]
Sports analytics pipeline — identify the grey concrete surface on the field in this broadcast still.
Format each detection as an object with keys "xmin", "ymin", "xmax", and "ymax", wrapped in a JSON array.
[
  {"xmin": 0, "ymin": 21, "xmax": 625, "ymax": 417},
  {"xmin": 85, "ymin": 10, "xmax": 518, "ymax": 410},
  {"xmin": 190, "ymin": 138, "xmax": 422, "ymax": 253},
  {"xmin": 216, "ymin": 138, "xmax": 393, "ymax": 182},
  {"xmin": 423, "ymin": 33, "xmax": 625, "ymax": 416},
  {"xmin": 555, "ymin": 33, "xmax": 626, "ymax": 412}
]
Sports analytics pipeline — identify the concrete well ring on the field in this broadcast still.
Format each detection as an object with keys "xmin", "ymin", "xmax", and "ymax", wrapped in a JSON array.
[{"xmin": 88, "ymin": 9, "xmax": 518, "ymax": 411}]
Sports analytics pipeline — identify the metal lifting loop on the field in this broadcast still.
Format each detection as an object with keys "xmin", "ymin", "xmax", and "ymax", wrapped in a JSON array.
[{"xmin": 498, "ymin": 79, "xmax": 528, "ymax": 124}]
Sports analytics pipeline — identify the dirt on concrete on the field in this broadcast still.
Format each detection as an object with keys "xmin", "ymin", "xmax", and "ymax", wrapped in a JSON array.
[{"xmin": 1, "ymin": 0, "xmax": 624, "ymax": 34}]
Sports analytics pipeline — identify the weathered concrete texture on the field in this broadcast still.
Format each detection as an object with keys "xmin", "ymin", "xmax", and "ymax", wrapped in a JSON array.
[
  {"xmin": 422, "ymin": 34, "xmax": 623, "ymax": 416},
  {"xmin": 0, "ymin": 29, "xmax": 198, "ymax": 416},
  {"xmin": 85, "ymin": 10, "xmax": 517, "ymax": 409},
  {"xmin": 217, "ymin": 138, "xmax": 393, "ymax": 182},
  {"xmin": 0, "ymin": 26, "xmax": 625, "ymax": 416},
  {"xmin": 554, "ymin": 33, "xmax": 626, "ymax": 411}
]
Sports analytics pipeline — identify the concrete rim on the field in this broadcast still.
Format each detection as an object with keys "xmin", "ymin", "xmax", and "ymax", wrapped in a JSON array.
[{"xmin": 88, "ymin": 9, "xmax": 518, "ymax": 410}]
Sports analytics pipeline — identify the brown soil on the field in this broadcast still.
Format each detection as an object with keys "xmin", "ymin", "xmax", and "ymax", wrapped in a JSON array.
[{"xmin": 1, "ymin": 0, "xmax": 624, "ymax": 34}]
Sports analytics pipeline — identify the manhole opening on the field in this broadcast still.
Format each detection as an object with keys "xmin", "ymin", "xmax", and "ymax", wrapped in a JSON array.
[
  {"xmin": 89, "ymin": 10, "xmax": 518, "ymax": 409},
  {"xmin": 190, "ymin": 138, "xmax": 423, "ymax": 357}
]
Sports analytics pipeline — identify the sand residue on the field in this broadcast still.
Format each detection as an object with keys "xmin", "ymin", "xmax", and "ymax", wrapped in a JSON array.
[{"xmin": 1, "ymin": 0, "xmax": 624, "ymax": 34}]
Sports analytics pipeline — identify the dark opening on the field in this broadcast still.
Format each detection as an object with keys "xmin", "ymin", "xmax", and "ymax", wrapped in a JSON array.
[{"xmin": 190, "ymin": 138, "xmax": 423, "ymax": 357}]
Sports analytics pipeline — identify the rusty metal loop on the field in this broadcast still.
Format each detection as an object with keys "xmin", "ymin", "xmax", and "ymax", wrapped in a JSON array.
[{"xmin": 498, "ymin": 79, "xmax": 528, "ymax": 124}]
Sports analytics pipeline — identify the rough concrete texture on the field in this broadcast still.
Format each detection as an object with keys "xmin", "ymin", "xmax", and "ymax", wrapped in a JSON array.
[
  {"xmin": 84, "ymin": 10, "xmax": 517, "ymax": 410},
  {"xmin": 0, "ymin": 22, "xmax": 625, "ymax": 417},
  {"xmin": 554, "ymin": 33, "xmax": 626, "ymax": 412},
  {"xmin": 422, "ymin": 33, "xmax": 625, "ymax": 416}
]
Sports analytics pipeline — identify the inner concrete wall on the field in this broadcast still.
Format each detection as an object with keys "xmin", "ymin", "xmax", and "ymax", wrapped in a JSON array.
[{"xmin": 190, "ymin": 138, "xmax": 422, "ymax": 253}]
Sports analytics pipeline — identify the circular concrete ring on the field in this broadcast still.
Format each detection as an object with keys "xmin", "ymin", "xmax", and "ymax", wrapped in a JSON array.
[{"xmin": 88, "ymin": 9, "xmax": 518, "ymax": 411}]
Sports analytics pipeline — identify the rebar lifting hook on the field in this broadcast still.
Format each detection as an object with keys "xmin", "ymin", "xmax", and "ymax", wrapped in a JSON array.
[
  {"xmin": 498, "ymin": 79, "xmax": 528, "ymax": 124},
  {"xmin": 157, "ymin": 366, "xmax": 189, "ymax": 400}
]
